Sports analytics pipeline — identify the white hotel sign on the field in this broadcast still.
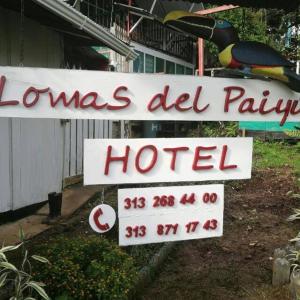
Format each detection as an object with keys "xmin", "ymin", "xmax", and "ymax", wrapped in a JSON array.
[
  {"xmin": 0, "ymin": 66, "xmax": 265, "ymax": 246},
  {"xmin": 84, "ymin": 137, "xmax": 253, "ymax": 185},
  {"xmin": 118, "ymin": 185, "xmax": 224, "ymax": 246},
  {"xmin": 0, "ymin": 67, "xmax": 299, "ymax": 124}
]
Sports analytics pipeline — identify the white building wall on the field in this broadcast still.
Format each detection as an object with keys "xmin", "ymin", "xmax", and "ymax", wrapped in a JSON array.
[
  {"xmin": 0, "ymin": 7, "xmax": 112, "ymax": 213},
  {"xmin": 0, "ymin": 7, "xmax": 64, "ymax": 212},
  {"xmin": 11, "ymin": 119, "xmax": 64, "ymax": 210}
]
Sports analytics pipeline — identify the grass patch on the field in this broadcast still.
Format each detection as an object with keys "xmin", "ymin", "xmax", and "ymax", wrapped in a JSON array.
[{"xmin": 253, "ymin": 140, "xmax": 300, "ymax": 177}]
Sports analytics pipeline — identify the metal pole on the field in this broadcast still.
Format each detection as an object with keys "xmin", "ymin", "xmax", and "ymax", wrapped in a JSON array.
[{"xmin": 127, "ymin": 0, "xmax": 132, "ymax": 35}]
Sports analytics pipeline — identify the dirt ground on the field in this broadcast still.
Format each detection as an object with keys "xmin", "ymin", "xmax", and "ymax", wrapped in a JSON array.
[
  {"xmin": 141, "ymin": 168, "xmax": 299, "ymax": 300},
  {"xmin": 20, "ymin": 166, "xmax": 299, "ymax": 300}
]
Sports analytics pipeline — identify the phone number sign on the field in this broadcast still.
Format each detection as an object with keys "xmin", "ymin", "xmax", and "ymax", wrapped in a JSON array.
[{"xmin": 118, "ymin": 184, "xmax": 224, "ymax": 246}]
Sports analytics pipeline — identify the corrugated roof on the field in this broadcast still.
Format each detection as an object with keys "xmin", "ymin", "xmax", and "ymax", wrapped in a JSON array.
[
  {"xmin": 31, "ymin": 0, "xmax": 137, "ymax": 60},
  {"xmin": 163, "ymin": 0, "xmax": 300, "ymax": 10}
]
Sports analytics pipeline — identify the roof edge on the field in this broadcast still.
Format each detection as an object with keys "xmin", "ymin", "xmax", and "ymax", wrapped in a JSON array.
[{"xmin": 32, "ymin": 0, "xmax": 138, "ymax": 60}]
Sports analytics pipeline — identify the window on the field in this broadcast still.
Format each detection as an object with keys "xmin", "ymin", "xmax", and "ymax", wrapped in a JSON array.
[
  {"xmin": 166, "ymin": 61, "xmax": 175, "ymax": 74},
  {"xmin": 145, "ymin": 54, "xmax": 155, "ymax": 73},
  {"xmin": 185, "ymin": 67, "xmax": 193, "ymax": 75},
  {"xmin": 133, "ymin": 51, "xmax": 144, "ymax": 73},
  {"xmin": 155, "ymin": 57, "xmax": 165, "ymax": 73},
  {"xmin": 176, "ymin": 64, "xmax": 184, "ymax": 75}
]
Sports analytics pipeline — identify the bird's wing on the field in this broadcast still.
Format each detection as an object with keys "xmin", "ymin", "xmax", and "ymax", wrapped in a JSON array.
[{"xmin": 232, "ymin": 41, "xmax": 294, "ymax": 67}]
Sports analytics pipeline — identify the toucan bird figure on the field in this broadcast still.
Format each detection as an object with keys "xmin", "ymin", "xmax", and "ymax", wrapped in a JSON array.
[{"xmin": 163, "ymin": 11, "xmax": 300, "ymax": 92}]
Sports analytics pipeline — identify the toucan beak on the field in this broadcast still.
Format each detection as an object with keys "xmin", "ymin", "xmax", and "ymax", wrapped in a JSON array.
[
  {"xmin": 163, "ymin": 10, "xmax": 215, "ymax": 39},
  {"xmin": 163, "ymin": 10, "xmax": 212, "ymax": 24}
]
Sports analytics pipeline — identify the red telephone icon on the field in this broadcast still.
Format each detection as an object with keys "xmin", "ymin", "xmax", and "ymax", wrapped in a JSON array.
[{"xmin": 93, "ymin": 208, "xmax": 110, "ymax": 231}]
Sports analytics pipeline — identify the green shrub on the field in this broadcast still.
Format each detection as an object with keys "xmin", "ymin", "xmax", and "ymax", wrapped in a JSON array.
[
  {"xmin": 33, "ymin": 236, "xmax": 138, "ymax": 300},
  {"xmin": 192, "ymin": 122, "xmax": 239, "ymax": 138}
]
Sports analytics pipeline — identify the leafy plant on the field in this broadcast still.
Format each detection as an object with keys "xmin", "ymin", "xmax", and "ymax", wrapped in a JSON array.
[
  {"xmin": 33, "ymin": 236, "xmax": 138, "ymax": 300},
  {"xmin": 287, "ymin": 190, "xmax": 300, "ymax": 199},
  {"xmin": 287, "ymin": 190, "xmax": 300, "ymax": 273},
  {"xmin": 288, "ymin": 209, "xmax": 300, "ymax": 222},
  {"xmin": 0, "ymin": 237, "xmax": 50, "ymax": 300},
  {"xmin": 285, "ymin": 130, "xmax": 300, "ymax": 138},
  {"xmin": 189, "ymin": 122, "xmax": 239, "ymax": 138}
]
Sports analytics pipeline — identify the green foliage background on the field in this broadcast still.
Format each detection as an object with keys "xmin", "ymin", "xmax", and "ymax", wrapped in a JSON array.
[{"xmin": 204, "ymin": 7, "xmax": 299, "ymax": 67}]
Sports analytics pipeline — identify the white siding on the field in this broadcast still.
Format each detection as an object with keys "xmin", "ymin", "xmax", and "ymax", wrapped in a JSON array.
[
  {"xmin": 69, "ymin": 119, "xmax": 77, "ymax": 177},
  {"xmin": 76, "ymin": 120, "xmax": 83, "ymax": 175},
  {"xmin": 0, "ymin": 118, "xmax": 12, "ymax": 212},
  {"xmin": 63, "ymin": 121, "xmax": 71, "ymax": 179},
  {"xmin": 11, "ymin": 119, "xmax": 63, "ymax": 210}
]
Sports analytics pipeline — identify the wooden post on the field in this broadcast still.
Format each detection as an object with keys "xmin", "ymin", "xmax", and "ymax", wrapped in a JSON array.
[
  {"xmin": 198, "ymin": 38, "xmax": 204, "ymax": 76},
  {"xmin": 196, "ymin": 5, "xmax": 239, "ymax": 77},
  {"xmin": 242, "ymin": 128, "xmax": 246, "ymax": 137},
  {"xmin": 272, "ymin": 257, "xmax": 290, "ymax": 286},
  {"xmin": 127, "ymin": 0, "xmax": 132, "ymax": 36}
]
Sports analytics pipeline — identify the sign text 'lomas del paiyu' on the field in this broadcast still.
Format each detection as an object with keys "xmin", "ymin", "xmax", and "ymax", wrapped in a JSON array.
[
  {"xmin": 0, "ymin": 67, "xmax": 299, "ymax": 125},
  {"xmin": 84, "ymin": 138, "xmax": 253, "ymax": 185}
]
